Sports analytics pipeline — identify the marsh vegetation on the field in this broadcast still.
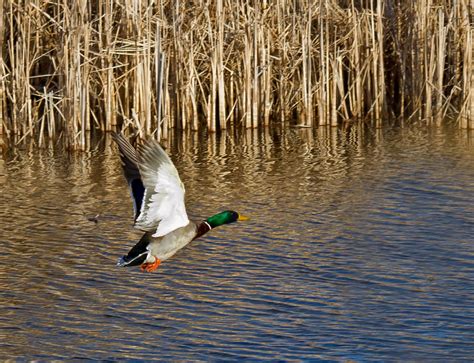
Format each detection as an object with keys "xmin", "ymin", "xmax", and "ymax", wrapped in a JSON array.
[{"xmin": 0, "ymin": 0, "xmax": 472, "ymax": 149}]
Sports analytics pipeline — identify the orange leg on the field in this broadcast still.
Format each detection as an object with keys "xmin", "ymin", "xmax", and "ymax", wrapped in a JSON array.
[{"xmin": 140, "ymin": 258, "xmax": 161, "ymax": 272}]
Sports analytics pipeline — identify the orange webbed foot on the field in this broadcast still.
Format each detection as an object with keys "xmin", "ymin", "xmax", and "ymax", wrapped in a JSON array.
[{"xmin": 140, "ymin": 258, "xmax": 161, "ymax": 272}]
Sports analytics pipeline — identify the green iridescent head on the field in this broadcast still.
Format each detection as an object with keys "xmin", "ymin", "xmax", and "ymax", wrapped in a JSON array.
[{"xmin": 206, "ymin": 210, "xmax": 249, "ymax": 228}]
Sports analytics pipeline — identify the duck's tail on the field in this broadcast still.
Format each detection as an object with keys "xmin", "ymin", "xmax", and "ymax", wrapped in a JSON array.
[
  {"xmin": 117, "ymin": 232, "xmax": 150, "ymax": 267},
  {"xmin": 117, "ymin": 252, "xmax": 148, "ymax": 267}
]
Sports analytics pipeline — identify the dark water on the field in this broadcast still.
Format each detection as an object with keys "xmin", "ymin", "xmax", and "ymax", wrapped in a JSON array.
[{"xmin": 1, "ymin": 125, "xmax": 473, "ymax": 361}]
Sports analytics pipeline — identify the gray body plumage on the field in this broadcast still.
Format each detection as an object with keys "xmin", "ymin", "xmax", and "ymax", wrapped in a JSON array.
[
  {"xmin": 144, "ymin": 221, "xmax": 198, "ymax": 263},
  {"xmin": 116, "ymin": 218, "xmax": 210, "ymax": 267}
]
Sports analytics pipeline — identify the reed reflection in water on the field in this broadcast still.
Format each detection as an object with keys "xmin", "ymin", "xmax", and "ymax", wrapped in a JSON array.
[{"xmin": 1, "ymin": 125, "xmax": 473, "ymax": 360}]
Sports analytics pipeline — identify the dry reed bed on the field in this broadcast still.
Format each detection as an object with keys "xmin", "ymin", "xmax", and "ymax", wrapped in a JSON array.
[{"xmin": 0, "ymin": 0, "xmax": 472, "ymax": 149}]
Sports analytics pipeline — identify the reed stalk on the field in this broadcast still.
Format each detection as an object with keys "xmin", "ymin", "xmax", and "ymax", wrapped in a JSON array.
[{"xmin": 0, "ymin": 0, "xmax": 4, "ymax": 136}]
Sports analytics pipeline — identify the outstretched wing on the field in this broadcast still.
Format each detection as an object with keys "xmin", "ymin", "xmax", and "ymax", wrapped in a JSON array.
[
  {"xmin": 112, "ymin": 133, "xmax": 145, "ymax": 221},
  {"xmin": 135, "ymin": 139, "xmax": 189, "ymax": 237}
]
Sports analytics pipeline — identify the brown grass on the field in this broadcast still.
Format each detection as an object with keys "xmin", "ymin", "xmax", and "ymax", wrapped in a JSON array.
[{"xmin": 0, "ymin": 0, "xmax": 472, "ymax": 149}]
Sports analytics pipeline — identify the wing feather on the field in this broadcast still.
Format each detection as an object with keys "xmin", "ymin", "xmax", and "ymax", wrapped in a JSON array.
[
  {"xmin": 134, "ymin": 139, "xmax": 189, "ymax": 236},
  {"xmin": 112, "ymin": 133, "xmax": 145, "ymax": 220}
]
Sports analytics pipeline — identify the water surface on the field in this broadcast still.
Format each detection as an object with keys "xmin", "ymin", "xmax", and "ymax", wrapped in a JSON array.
[{"xmin": 1, "ymin": 125, "xmax": 473, "ymax": 360}]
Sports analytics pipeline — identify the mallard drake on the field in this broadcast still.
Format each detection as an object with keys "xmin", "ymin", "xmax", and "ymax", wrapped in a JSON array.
[{"xmin": 112, "ymin": 133, "xmax": 248, "ymax": 272}]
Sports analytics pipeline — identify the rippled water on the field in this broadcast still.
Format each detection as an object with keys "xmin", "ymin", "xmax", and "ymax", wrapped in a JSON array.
[{"xmin": 1, "ymin": 124, "xmax": 473, "ymax": 360}]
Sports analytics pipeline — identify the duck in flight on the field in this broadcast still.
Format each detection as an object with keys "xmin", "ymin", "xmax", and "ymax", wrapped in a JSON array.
[{"xmin": 112, "ymin": 133, "xmax": 248, "ymax": 272}]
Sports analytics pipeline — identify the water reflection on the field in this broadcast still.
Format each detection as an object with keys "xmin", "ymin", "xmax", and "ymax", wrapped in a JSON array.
[{"xmin": 1, "ymin": 125, "xmax": 474, "ymax": 360}]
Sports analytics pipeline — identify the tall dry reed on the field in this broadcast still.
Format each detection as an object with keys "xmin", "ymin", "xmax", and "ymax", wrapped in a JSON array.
[{"xmin": 0, "ymin": 0, "xmax": 472, "ymax": 149}]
